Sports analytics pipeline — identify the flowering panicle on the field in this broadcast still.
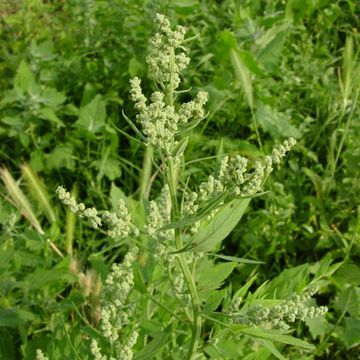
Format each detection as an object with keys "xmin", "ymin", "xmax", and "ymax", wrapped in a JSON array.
[
  {"xmin": 129, "ymin": 14, "xmax": 208, "ymax": 153},
  {"xmin": 102, "ymin": 200, "xmax": 139, "ymax": 238},
  {"xmin": 146, "ymin": 13, "xmax": 189, "ymax": 89},
  {"xmin": 230, "ymin": 286, "xmax": 328, "ymax": 331},
  {"xmin": 91, "ymin": 247, "xmax": 139, "ymax": 360},
  {"xmin": 118, "ymin": 330, "xmax": 139, "ymax": 360},
  {"xmin": 56, "ymin": 186, "xmax": 138, "ymax": 238},
  {"xmin": 144, "ymin": 200, "xmax": 166, "ymax": 238},
  {"xmin": 182, "ymin": 138, "xmax": 297, "ymax": 226},
  {"xmin": 145, "ymin": 186, "xmax": 175, "ymax": 259}
]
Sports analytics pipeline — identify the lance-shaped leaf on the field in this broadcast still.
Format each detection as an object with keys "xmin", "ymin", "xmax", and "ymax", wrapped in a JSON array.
[{"xmin": 187, "ymin": 197, "xmax": 251, "ymax": 252}]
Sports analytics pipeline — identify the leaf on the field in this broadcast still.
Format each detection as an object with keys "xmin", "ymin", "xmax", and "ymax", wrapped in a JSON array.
[
  {"xmin": 333, "ymin": 264, "xmax": 360, "ymax": 287},
  {"xmin": 46, "ymin": 144, "xmax": 75, "ymax": 171},
  {"xmin": 256, "ymin": 104, "xmax": 301, "ymax": 139},
  {"xmin": 335, "ymin": 287, "xmax": 358, "ymax": 317},
  {"xmin": 133, "ymin": 325, "xmax": 172, "ymax": 360},
  {"xmin": 198, "ymin": 262, "xmax": 236, "ymax": 290},
  {"xmin": 262, "ymin": 340, "xmax": 286, "ymax": 360},
  {"xmin": 264, "ymin": 264, "xmax": 309, "ymax": 299},
  {"xmin": 256, "ymin": 23, "xmax": 291, "ymax": 73},
  {"xmin": 37, "ymin": 108, "xmax": 64, "ymax": 126},
  {"xmin": 187, "ymin": 197, "xmax": 251, "ymax": 252},
  {"xmin": 230, "ymin": 48, "xmax": 253, "ymax": 108},
  {"xmin": 109, "ymin": 182, "xmax": 127, "ymax": 209},
  {"xmin": 343, "ymin": 317, "xmax": 360, "ymax": 349},
  {"xmin": 311, "ymin": 253, "xmax": 343, "ymax": 282},
  {"xmin": 30, "ymin": 40, "xmax": 55, "ymax": 61},
  {"xmin": 305, "ymin": 316, "xmax": 329, "ymax": 339},
  {"xmin": 0, "ymin": 330, "xmax": 15, "ymax": 359},
  {"xmin": 163, "ymin": 192, "xmax": 227, "ymax": 232},
  {"xmin": 232, "ymin": 325, "xmax": 315, "ymax": 350},
  {"xmin": 237, "ymin": 49, "xmax": 264, "ymax": 76},
  {"xmin": 199, "ymin": 289, "xmax": 226, "ymax": 312},
  {"xmin": 14, "ymin": 61, "xmax": 36, "ymax": 94},
  {"xmin": 40, "ymin": 87, "xmax": 66, "ymax": 107},
  {"xmin": 0, "ymin": 308, "xmax": 20, "ymax": 327},
  {"xmin": 173, "ymin": 137, "xmax": 188, "ymax": 158},
  {"xmin": 24, "ymin": 266, "xmax": 70, "ymax": 291},
  {"xmin": 234, "ymin": 275, "xmax": 258, "ymax": 299},
  {"xmin": 208, "ymin": 253, "xmax": 264, "ymax": 264},
  {"xmin": 75, "ymin": 94, "xmax": 106, "ymax": 133},
  {"xmin": 93, "ymin": 156, "xmax": 121, "ymax": 181}
]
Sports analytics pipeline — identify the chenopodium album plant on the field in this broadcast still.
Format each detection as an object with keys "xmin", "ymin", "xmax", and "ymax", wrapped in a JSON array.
[{"xmin": 55, "ymin": 14, "xmax": 327, "ymax": 360}]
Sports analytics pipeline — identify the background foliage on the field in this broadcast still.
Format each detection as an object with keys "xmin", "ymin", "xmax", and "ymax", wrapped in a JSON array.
[{"xmin": 0, "ymin": 0, "xmax": 359, "ymax": 359}]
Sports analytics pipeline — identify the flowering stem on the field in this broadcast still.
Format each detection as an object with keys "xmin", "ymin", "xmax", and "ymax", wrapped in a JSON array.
[
  {"xmin": 164, "ymin": 45, "xmax": 201, "ymax": 359},
  {"xmin": 167, "ymin": 156, "xmax": 201, "ymax": 359}
]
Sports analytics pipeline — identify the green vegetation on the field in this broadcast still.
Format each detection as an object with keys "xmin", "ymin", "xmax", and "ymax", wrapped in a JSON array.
[{"xmin": 0, "ymin": 1, "xmax": 359, "ymax": 359}]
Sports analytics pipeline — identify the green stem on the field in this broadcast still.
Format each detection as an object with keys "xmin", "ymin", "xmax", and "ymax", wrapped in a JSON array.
[
  {"xmin": 165, "ymin": 46, "xmax": 201, "ymax": 359},
  {"xmin": 167, "ymin": 157, "xmax": 201, "ymax": 359},
  {"xmin": 140, "ymin": 146, "xmax": 153, "ymax": 200}
]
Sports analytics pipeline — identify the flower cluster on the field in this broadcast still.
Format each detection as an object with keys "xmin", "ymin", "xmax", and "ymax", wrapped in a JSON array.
[
  {"xmin": 56, "ymin": 186, "xmax": 138, "ymax": 238},
  {"xmin": 130, "ymin": 78, "xmax": 208, "ymax": 153},
  {"xmin": 56, "ymin": 185, "xmax": 102, "ymax": 228},
  {"xmin": 129, "ymin": 14, "xmax": 208, "ymax": 153},
  {"xmin": 118, "ymin": 330, "xmax": 139, "ymax": 360},
  {"xmin": 146, "ymin": 13, "xmax": 189, "ymax": 89},
  {"xmin": 36, "ymin": 349, "xmax": 49, "ymax": 360},
  {"xmin": 230, "ymin": 287, "xmax": 328, "ymax": 331},
  {"xmin": 144, "ymin": 185, "xmax": 175, "ymax": 260},
  {"xmin": 102, "ymin": 200, "xmax": 139, "ymax": 238},
  {"xmin": 182, "ymin": 138, "xmax": 297, "ymax": 222},
  {"xmin": 91, "ymin": 247, "xmax": 139, "ymax": 360}
]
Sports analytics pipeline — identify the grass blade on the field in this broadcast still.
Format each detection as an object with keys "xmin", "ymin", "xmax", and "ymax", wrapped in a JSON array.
[{"xmin": 0, "ymin": 167, "xmax": 44, "ymax": 235}]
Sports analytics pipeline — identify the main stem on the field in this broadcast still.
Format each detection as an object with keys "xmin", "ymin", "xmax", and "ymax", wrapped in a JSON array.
[
  {"xmin": 165, "ymin": 47, "xmax": 201, "ymax": 358},
  {"xmin": 167, "ymin": 157, "xmax": 201, "ymax": 359}
]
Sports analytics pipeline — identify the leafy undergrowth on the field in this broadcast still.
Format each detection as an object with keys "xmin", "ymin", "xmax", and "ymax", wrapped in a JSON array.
[{"xmin": 0, "ymin": 0, "xmax": 359, "ymax": 359}]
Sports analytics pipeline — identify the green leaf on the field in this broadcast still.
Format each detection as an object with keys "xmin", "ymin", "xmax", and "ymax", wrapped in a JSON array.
[
  {"xmin": 208, "ymin": 253, "xmax": 264, "ymax": 264},
  {"xmin": 0, "ymin": 329, "xmax": 15, "ymax": 360},
  {"xmin": 24, "ymin": 266, "xmax": 69, "ymax": 291},
  {"xmin": 37, "ymin": 108, "xmax": 64, "ymax": 126},
  {"xmin": 232, "ymin": 326, "xmax": 315, "ymax": 350},
  {"xmin": 256, "ymin": 23, "xmax": 291, "ymax": 73},
  {"xmin": 93, "ymin": 156, "xmax": 121, "ymax": 181},
  {"xmin": 264, "ymin": 264, "xmax": 309, "ymax": 299},
  {"xmin": 109, "ymin": 182, "xmax": 127, "ymax": 209},
  {"xmin": 311, "ymin": 253, "xmax": 343, "ymax": 282},
  {"xmin": 256, "ymin": 104, "xmax": 301, "ymax": 139},
  {"xmin": 173, "ymin": 137, "xmax": 188, "ymax": 158},
  {"xmin": 335, "ymin": 286, "xmax": 358, "ymax": 317},
  {"xmin": 75, "ymin": 94, "xmax": 106, "ymax": 133},
  {"xmin": 46, "ymin": 144, "xmax": 74, "ymax": 171},
  {"xmin": 198, "ymin": 262, "xmax": 236, "ymax": 290},
  {"xmin": 0, "ymin": 308, "xmax": 20, "ymax": 327},
  {"xmin": 262, "ymin": 340, "xmax": 286, "ymax": 360},
  {"xmin": 234, "ymin": 275, "xmax": 258, "ymax": 299},
  {"xmin": 237, "ymin": 49, "xmax": 264, "ymax": 77},
  {"xmin": 40, "ymin": 87, "xmax": 66, "ymax": 107},
  {"xmin": 133, "ymin": 325, "xmax": 172, "ymax": 360},
  {"xmin": 305, "ymin": 316, "xmax": 329, "ymax": 339},
  {"xmin": 230, "ymin": 48, "xmax": 253, "ymax": 108},
  {"xmin": 343, "ymin": 317, "xmax": 360, "ymax": 349},
  {"xmin": 187, "ymin": 197, "xmax": 251, "ymax": 252},
  {"xmin": 333, "ymin": 264, "xmax": 360, "ymax": 287},
  {"xmin": 163, "ymin": 192, "xmax": 227, "ymax": 232},
  {"xmin": 199, "ymin": 289, "xmax": 226, "ymax": 312},
  {"xmin": 14, "ymin": 61, "xmax": 36, "ymax": 94}
]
